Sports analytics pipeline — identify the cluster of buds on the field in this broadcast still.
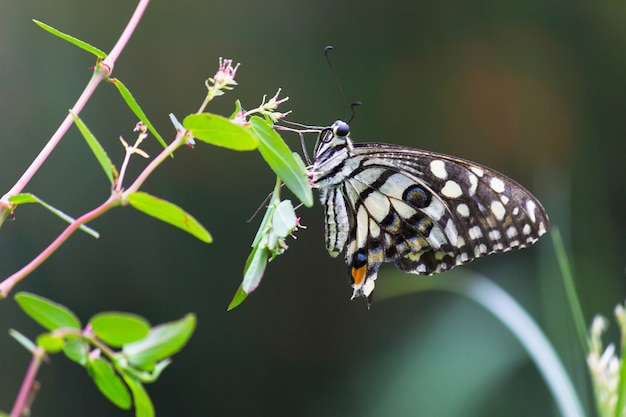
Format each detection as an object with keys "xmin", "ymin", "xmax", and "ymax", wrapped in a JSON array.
[
  {"xmin": 244, "ymin": 88, "xmax": 292, "ymax": 123},
  {"xmin": 206, "ymin": 57, "xmax": 240, "ymax": 98},
  {"xmin": 119, "ymin": 122, "xmax": 149, "ymax": 159},
  {"xmin": 587, "ymin": 301, "xmax": 626, "ymax": 417},
  {"xmin": 205, "ymin": 58, "xmax": 291, "ymax": 124}
]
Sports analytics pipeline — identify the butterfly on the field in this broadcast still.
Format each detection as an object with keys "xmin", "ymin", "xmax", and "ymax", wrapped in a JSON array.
[{"xmin": 307, "ymin": 120, "xmax": 549, "ymax": 306}]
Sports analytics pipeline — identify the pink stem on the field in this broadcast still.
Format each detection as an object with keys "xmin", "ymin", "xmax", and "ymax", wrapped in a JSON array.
[
  {"xmin": 10, "ymin": 347, "xmax": 45, "ymax": 417},
  {"xmin": 0, "ymin": 196, "xmax": 117, "ymax": 298},
  {"xmin": 0, "ymin": 0, "xmax": 151, "ymax": 211}
]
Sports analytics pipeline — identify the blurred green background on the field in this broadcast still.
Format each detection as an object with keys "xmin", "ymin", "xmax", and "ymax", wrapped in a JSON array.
[{"xmin": 1, "ymin": 1, "xmax": 625, "ymax": 416}]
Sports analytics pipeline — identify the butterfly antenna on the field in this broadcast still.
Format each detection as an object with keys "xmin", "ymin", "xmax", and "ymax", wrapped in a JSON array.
[
  {"xmin": 349, "ymin": 101, "xmax": 362, "ymax": 123},
  {"xmin": 247, "ymin": 189, "xmax": 275, "ymax": 223},
  {"xmin": 324, "ymin": 46, "xmax": 349, "ymax": 121}
]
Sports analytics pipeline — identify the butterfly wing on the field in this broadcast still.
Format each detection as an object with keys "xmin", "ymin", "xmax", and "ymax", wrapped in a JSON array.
[{"xmin": 325, "ymin": 143, "xmax": 549, "ymax": 303}]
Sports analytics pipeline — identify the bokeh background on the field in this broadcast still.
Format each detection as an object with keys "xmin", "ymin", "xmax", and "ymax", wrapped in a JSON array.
[{"xmin": 1, "ymin": 1, "xmax": 625, "ymax": 416}]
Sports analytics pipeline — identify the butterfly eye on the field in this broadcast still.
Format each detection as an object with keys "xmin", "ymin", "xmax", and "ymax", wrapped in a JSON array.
[
  {"xmin": 333, "ymin": 120, "xmax": 350, "ymax": 137},
  {"xmin": 320, "ymin": 129, "xmax": 334, "ymax": 143}
]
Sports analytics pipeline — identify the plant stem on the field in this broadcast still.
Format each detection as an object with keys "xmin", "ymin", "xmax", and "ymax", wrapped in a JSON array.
[
  {"xmin": 124, "ymin": 133, "xmax": 185, "ymax": 195},
  {"xmin": 0, "ymin": 70, "xmax": 104, "ymax": 215},
  {"xmin": 0, "ymin": 0, "xmax": 151, "ymax": 227},
  {"xmin": 0, "ymin": 196, "xmax": 118, "ymax": 298},
  {"xmin": 10, "ymin": 347, "xmax": 45, "ymax": 417}
]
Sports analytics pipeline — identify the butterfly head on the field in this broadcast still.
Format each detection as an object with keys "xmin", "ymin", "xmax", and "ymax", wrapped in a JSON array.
[{"xmin": 313, "ymin": 120, "xmax": 354, "ymax": 162}]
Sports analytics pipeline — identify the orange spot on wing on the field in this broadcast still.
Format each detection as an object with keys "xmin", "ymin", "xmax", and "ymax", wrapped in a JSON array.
[{"xmin": 351, "ymin": 264, "xmax": 367, "ymax": 287}]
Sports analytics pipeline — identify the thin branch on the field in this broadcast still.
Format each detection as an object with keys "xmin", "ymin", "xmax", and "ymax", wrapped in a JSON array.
[
  {"xmin": 0, "ymin": 195, "xmax": 119, "ymax": 298},
  {"xmin": 10, "ymin": 347, "xmax": 45, "ymax": 417},
  {"xmin": 0, "ymin": 0, "xmax": 151, "ymax": 225}
]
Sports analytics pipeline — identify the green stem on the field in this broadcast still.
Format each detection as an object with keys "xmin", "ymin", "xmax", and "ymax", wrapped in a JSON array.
[{"xmin": 551, "ymin": 227, "xmax": 588, "ymax": 354}]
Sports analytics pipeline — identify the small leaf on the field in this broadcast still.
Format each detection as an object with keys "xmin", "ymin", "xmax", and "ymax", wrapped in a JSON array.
[
  {"xmin": 70, "ymin": 111, "xmax": 116, "ymax": 184},
  {"xmin": 15, "ymin": 292, "xmax": 81, "ymax": 331},
  {"xmin": 88, "ymin": 357, "xmax": 132, "ymax": 409},
  {"xmin": 91, "ymin": 313, "xmax": 151, "ymax": 347},
  {"xmin": 9, "ymin": 193, "xmax": 99, "ymax": 238},
  {"xmin": 123, "ymin": 314, "xmax": 196, "ymax": 370},
  {"xmin": 250, "ymin": 188, "xmax": 279, "ymax": 248},
  {"xmin": 122, "ymin": 375, "xmax": 155, "ymax": 417},
  {"xmin": 184, "ymin": 113, "xmax": 258, "ymax": 151},
  {"xmin": 169, "ymin": 113, "xmax": 194, "ymax": 146},
  {"xmin": 241, "ymin": 246, "xmax": 269, "ymax": 294},
  {"xmin": 120, "ymin": 359, "xmax": 171, "ymax": 383},
  {"xmin": 63, "ymin": 337, "xmax": 89, "ymax": 365},
  {"xmin": 109, "ymin": 78, "xmax": 167, "ymax": 149},
  {"xmin": 250, "ymin": 116, "xmax": 313, "ymax": 207},
  {"xmin": 227, "ymin": 285, "xmax": 248, "ymax": 311},
  {"xmin": 127, "ymin": 192, "xmax": 212, "ymax": 243},
  {"xmin": 272, "ymin": 200, "xmax": 297, "ymax": 238},
  {"xmin": 9, "ymin": 329, "xmax": 37, "ymax": 354},
  {"xmin": 36, "ymin": 332, "xmax": 65, "ymax": 353},
  {"xmin": 33, "ymin": 20, "xmax": 107, "ymax": 58},
  {"xmin": 229, "ymin": 100, "xmax": 244, "ymax": 120}
]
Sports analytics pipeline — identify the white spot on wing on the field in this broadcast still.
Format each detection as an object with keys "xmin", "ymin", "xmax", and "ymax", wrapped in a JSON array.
[
  {"xmin": 490, "ymin": 177, "xmax": 505, "ymax": 193},
  {"xmin": 470, "ymin": 167, "xmax": 484, "ymax": 177},
  {"xmin": 538, "ymin": 222, "xmax": 547, "ymax": 236},
  {"xmin": 469, "ymin": 226, "xmax": 483, "ymax": 240},
  {"xmin": 456, "ymin": 203, "xmax": 470, "ymax": 217},
  {"xmin": 523, "ymin": 224, "xmax": 532, "ymax": 235},
  {"xmin": 423, "ymin": 199, "xmax": 446, "ymax": 221},
  {"xmin": 468, "ymin": 173, "xmax": 478, "ymax": 196},
  {"xmin": 356, "ymin": 206, "xmax": 369, "ymax": 248},
  {"xmin": 506, "ymin": 226, "xmax": 518, "ymax": 238},
  {"xmin": 430, "ymin": 160, "xmax": 448, "ymax": 179},
  {"xmin": 445, "ymin": 218, "xmax": 459, "ymax": 247},
  {"xmin": 369, "ymin": 219, "xmax": 381, "ymax": 238},
  {"xmin": 490, "ymin": 200, "xmax": 506, "ymax": 221},
  {"xmin": 363, "ymin": 191, "xmax": 391, "ymax": 223},
  {"xmin": 488, "ymin": 230, "xmax": 501, "ymax": 240},
  {"xmin": 526, "ymin": 200, "xmax": 538, "ymax": 223},
  {"xmin": 441, "ymin": 180, "xmax": 463, "ymax": 198}
]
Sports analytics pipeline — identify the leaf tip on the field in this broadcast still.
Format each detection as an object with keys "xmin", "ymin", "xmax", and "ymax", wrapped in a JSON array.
[{"xmin": 227, "ymin": 286, "xmax": 248, "ymax": 311}]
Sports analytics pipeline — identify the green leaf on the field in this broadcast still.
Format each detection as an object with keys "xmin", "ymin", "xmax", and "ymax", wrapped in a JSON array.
[
  {"xmin": 63, "ymin": 337, "xmax": 89, "ymax": 365},
  {"xmin": 91, "ymin": 313, "xmax": 150, "ymax": 347},
  {"xmin": 88, "ymin": 357, "xmax": 132, "ymax": 409},
  {"xmin": 33, "ymin": 20, "xmax": 107, "ymax": 59},
  {"xmin": 249, "ymin": 116, "xmax": 313, "ymax": 207},
  {"xmin": 127, "ymin": 192, "xmax": 212, "ymax": 243},
  {"xmin": 250, "ymin": 187, "xmax": 280, "ymax": 248},
  {"xmin": 229, "ymin": 100, "xmax": 244, "ymax": 120},
  {"xmin": 227, "ymin": 285, "xmax": 248, "ymax": 311},
  {"xmin": 272, "ymin": 200, "xmax": 297, "ymax": 239},
  {"xmin": 70, "ymin": 111, "xmax": 117, "ymax": 184},
  {"xmin": 9, "ymin": 329, "xmax": 37, "ymax": 354},
  {"xmin": 118, "ymin": 358, "xmax": 171, "ymax": 383},
  {"xmin": 123, "ymin": 314, "xmax": 196, "ymax": 370},
  {"xmin": 15, "ymin": 292, "xmax": 81, "ymax": 331},
  {"xmin": 122, "ymin": 375, "xmax": 155, "ymax": 417},
  {"xmin": 109, "ymin": 78, "xmax": 167, "ymax": 149},
  {"xmin": 8, "ymin": 193, "xmax": 99, "ymax": 238},
  {"xmin": 183, "ymin": 113, "xmax": 258, "ymax": 151},
  {"xmin": 36, "ymin": 332, "xmax": 65, "ymax": 353},
  {"xmin": 241, "ymin": 246, "xmax": 269, "ymax": 294}
]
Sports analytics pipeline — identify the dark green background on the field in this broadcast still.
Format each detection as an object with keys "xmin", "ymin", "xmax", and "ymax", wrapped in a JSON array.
[{"xmin": 1, "ymin": 1, "xmax": 624, "ymax": 416}]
